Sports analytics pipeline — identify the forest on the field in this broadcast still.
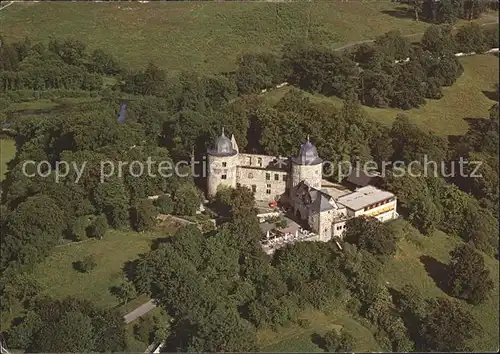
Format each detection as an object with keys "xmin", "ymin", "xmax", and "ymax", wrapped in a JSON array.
[{"xmin": 0, "ymin": 19, "xmax": 498, "ymax": 352}]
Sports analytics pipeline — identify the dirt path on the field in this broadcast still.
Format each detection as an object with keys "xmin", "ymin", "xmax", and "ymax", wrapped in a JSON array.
[
  {"xmin": 0, "ymin": 2, "xmax": 14, "ymax": 12},
  {"xmin": 123, "ymin": 299, "xmax": 157, "ymax": 324}
]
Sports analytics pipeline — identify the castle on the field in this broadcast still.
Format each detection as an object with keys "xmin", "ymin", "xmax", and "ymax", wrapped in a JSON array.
[{"xmin": 206, "ymin": 129, "xmax": 398, "ymax": 245}]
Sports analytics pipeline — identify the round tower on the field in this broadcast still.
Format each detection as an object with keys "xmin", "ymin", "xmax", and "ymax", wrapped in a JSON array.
[
  {"xmin": 290, "ymin": 138, "xmax": 323, "ymax": 193},
  {"xmin": 206, "ymin": 129, "xmax": 238, "ymax": 198}
]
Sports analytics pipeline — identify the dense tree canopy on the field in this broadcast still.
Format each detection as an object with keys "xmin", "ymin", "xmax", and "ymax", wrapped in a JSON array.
[
  {"xmin": 6, "ymin": 297, "xmax": 126, "ymax": 353},
  {"xmin": 419, "ymin": 297, "xmax": 481, "ymax": 351}
]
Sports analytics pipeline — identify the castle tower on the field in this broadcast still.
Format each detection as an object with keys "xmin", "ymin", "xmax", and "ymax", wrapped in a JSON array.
[
  {"xmin": 290, "ymin": 137, "xmax": 323, "ymax": 195},
  {"xmin": 206, "ymin": 128, "xmax": 238, "ymax": 198}
]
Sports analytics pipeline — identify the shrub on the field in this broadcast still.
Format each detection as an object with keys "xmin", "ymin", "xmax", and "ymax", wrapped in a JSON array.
[
  {"xmin": 76, "ymin": 255, "xmax": 97, "ymax": 273},
  {"xmin": 0, "ymin": 97, "xmax": 11, "ymax": 110},
  {"xmin": 154, "ymin": 194, "xmax": 173, "ymax": 215},
  {"xmin": 298, "ymin": 318, "xmax": 310, "ymax": 329},
  {"xmin": 322, "ymin": 328, "xmax": 355, "ymax": 353},
  {"xmin": 88, "ymin": 214, "xmax": 108, "ymax": 239}
]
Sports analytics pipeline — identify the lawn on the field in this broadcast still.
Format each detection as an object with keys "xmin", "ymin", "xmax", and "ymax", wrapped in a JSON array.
[
  {"xmin": 0, "ymin": 138, "xmax": 16, "ymax": 181},
  {"xmin": 5, "ymin": 99, "xmax": 60, "ymax": 112},
  {"xmin": 264, "ymin": 54, "xmax": 499, "ymax": 136},
  {"xmin": 383, "ymin": 219, "xmax": 499, "ymax": 351},
  {"xmin": 0, "ymin": 1, "xmax": 435, "ymax": 73},
  {"xmin": 257, "ymin": 306, "xmax": 380, "ymax": 352},
  {"xmin": 5, "ymin": 97, "xmax": 101, "ymax": 113},
  {"xmin": 31, "ymin": 229, "xmax": 174, "ymax": 309}
]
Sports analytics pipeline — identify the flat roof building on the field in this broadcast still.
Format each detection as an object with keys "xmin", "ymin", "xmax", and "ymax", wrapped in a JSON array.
[{"xmin": 337, "ymin": 186, "xmax": 395, "ymax": 212}]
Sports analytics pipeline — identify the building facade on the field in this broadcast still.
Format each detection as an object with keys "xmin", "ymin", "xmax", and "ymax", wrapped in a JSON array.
[{"xmin": 207, "ymin": 130, "xmax": 398, "ymax": 242}]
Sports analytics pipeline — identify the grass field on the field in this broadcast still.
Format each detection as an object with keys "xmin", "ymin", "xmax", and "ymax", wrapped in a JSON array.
[
  {"xmin": 0, "ymin": 1, "xmax": 435, "ymax": 73},
  {"xmin": 31, "ymin": 229, "xmax": 172, "ymax": 309},
  {"xmin": 2, "ymin": 1, "xmax": 495, "ymax": 74},
  {"xmin": 264, "ymin": 54, "xmax": 499, "ymax": 136},
  {"xmin": 383, "ymin": 220, "xmax": 499, "ymax": 351},
  {"xmin": 0, "ymin": 138, "xmax": 16, "ymax": 181}
]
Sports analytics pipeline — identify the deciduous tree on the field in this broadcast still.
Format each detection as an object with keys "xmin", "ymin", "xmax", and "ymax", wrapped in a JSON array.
[
  {"xmin": 447, "ymin": 243, "xmax": 494, "ymax": 304},
  {"xmin": 419, "ymin": 297, "xmax": 480, "ymax": 351}
]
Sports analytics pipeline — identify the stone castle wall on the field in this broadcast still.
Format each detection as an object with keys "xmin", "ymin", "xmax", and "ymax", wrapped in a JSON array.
[
  {"xmin": 238, "ymin": 153, "xmax": 280, "ymax": 169},
  {"xmin": 236, "ymin": 166, "xmax": 288, "ymax": 201}
]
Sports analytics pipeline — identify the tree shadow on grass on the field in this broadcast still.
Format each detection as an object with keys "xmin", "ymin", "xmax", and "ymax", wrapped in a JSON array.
[
  {"xmin": 151, "ymin": 236, "xmax": 170, "ymax": 250},
  {"xmin": 380, "ymin": 5, "xmax": 433, "ymax": 23},
  {"xmin": 123, "ymin": 258, "xmax": 140, "ymax": 282},
  {"xmin": 109, "ymin": 285, "xmax": 120, "ymax": 298},
  {"xmin": 310, "ymin": 332, "xmax": 327, "ymax": 352},
  {"xmin": 419, "ymin": 255, "xmax": 450, "ymax": 293},
  {"xmin": 381, "ymin": 6, "xmax": 414, "ymax": 20},
  {"xmin": 72, "ymin": 261, "xmax": 84, "ymax": 273},
  {"xmin": 482, "ymin": 90, "xmax": 499, "ymax": 102},
  {"xmin": 447, "ymin": 134, "xmax": 463, "ymax": 146}
]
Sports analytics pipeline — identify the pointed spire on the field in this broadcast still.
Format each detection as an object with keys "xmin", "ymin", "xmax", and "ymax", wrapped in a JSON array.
[
  {"xmin": 230, "ymin": 134, "xmax": 239, "ymax": 153},
  {"xmin": 221, "ymin": 127, "xmax": 225, "ymax": 137},
  {"xmin": 307, "ymin": 134, "xmax": 310, "ymax": 143}
]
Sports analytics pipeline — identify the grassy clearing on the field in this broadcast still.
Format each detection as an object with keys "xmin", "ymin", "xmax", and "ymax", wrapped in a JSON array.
[
  {"xmin": 0, "ymin": 138, "xmax": 16, "ymax": 181},
  {"xmin": 0, "ymin": 1, "xmax": 433, "ymax": 73},
  {"xmin": 5, "ymin": 97, "xmax": 101, "ymax": 112},
  {"xmin": 31, "ymin": 229, "xmax": 173, "ymax": 309},
  {"xmin": 5, "ymin": 99, "xmax": 60, "ymax": 112},
  {"xmin": 257, "ymin": 307, "xmax": 380, "ymax": 352},
  {"xmin": 384, "ymin": 219, "xmax": 499, "ymax": 351},
  {"xmin": 264, "ymin": 54, "xmax": 499, "ymax": 136}
]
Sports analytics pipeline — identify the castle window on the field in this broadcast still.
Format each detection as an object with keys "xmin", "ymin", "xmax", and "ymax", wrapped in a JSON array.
[
  {"xmin": 274, "ymin": 174, "xmax": 279, "ymax": 181},
  {"xmin": 258, "ymin": 158, "xmax": 263, "ymax": 167},
  {"xmin": 267, "ymin": 184, "xmax": 271, "ymax": 188},
  {"xmin": 248, "ymin": 172, "xmax": 253, "ymax": 179},
  {"xmin": 222, "ymin": 162, "xmax": 227, "ymax": 167},
  {"xmin": 251, "ymin": 185, "xmax": 257, "ymax": 193},
  {"xmin": 266, "ymin": 189, "xmax": 271, "ymax": 194},
  {"xmin": 266, "ymin": 173, "xmax": 270, "ymax": 180},
  {"xmin": 282, "ymin": 174, "xmax": 287, "ymax": 181},
  {"xmin": 247, "ymin": 157, "xmax": 252, "ymax": 166},
  {"xmin": 236, "ymin": 183, "xmax": 241, "ymax": 187},
  {"xmin": 221, "ymin": 174, "xmax": 227, "ymax": 180}
]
